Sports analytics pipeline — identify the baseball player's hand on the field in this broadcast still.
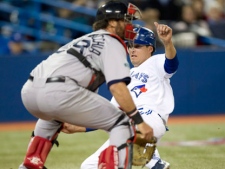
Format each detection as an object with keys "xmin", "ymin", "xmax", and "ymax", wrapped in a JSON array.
[
  {"xmin": 61, "ymin": 123, "xmax": 86, "ymax": 134},
  {"xmin": 136, "ymin": 122, "xmax": 154, "ymax": 140},
  {"xmin": 154, "ymin": 22, "xmax": 172, "ymax": 45}
]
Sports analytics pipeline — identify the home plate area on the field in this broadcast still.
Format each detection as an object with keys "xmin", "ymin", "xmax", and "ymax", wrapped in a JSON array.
[{"xmin": 159, "ymin": 138, "xmax": 225, "ymax": 146}]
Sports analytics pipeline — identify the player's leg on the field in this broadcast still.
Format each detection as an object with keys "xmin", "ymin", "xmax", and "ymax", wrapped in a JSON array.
[
  {"xmin": 48, "ymin": 83, "xmax": 135, "ymax": 169},
  {"xmin": 139, "ymin": 108, "xmax": 168, "ymax": 169},
  {"xmin": 81, "ymin": 140, "xmax": 110, "ymax": 169},
  {"xmin": 19, "ymin": 119, "xmax": 62, "ymax": 169},
  {"xmin": 102, "ymin": 116, "xmax": 134, "ymax": 169},
  {"xmin": 19, "ymin": 81, "xmax": 63, "ymax": 169}
]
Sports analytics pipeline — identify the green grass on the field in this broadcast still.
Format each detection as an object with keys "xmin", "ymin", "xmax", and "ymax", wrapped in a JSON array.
[{"xmin": 0, "ymin": 123, "xmax": 225, "ymax": 169}]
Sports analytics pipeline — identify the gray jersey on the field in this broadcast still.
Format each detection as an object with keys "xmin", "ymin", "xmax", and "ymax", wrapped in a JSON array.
[{"xmin": 30, "ymin": 29, "xmax": 131, "ymax": 88}]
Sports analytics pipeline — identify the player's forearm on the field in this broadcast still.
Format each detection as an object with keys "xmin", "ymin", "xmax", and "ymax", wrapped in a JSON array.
[
  {"xmin": 61, "ymin": 123, "xmax": 97, "ymax": 133},
  {"xmin": 109, "ymin": 82, "xmax": 136, "ymax": 113},
  {"xmin": 110, "ymin": 82, "xmax": 144, "ymax": 125},
  {"xmin": 164, "ymin": 41, "xmax": 176, "ymax": 59}
]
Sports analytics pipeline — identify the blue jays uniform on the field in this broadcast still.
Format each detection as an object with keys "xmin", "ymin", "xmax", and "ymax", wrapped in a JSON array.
[
  {"xmin": 80, "ymin": 52, "xmax": 179, "ymax": 169},
  {"xmin": 121, "ymin": 53, "xmax": 175, "ymax": 123}
]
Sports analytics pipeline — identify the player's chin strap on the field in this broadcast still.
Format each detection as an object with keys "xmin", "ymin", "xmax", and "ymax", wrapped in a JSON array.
[{"xmin": 22, "ymin": 121, "xmax": 62, "ymax": 169}]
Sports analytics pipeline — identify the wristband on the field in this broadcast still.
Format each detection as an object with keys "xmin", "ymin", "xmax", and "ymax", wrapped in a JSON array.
[
  {"xmin": 126, "ymin": 108, "xmax": 144, "ymax": 124},
  {"xmin": 85, "ymin": 128, "xmax": 97, "ymax": 132}
]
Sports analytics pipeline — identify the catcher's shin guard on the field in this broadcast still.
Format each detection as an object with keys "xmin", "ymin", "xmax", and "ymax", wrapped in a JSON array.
[
  {"xmin": 98, "ymin": 140, "xmax": 134, "ymax": 169},
  {"xmin": 98, "ymin": 115, "xmax": 135, "ymax": 169},
  {"xmin": 23, "ymin": 136, "xmax": 52, "ymax": 169},
  {"xmin": 23, "ymin": 127, "xmax": 61, "ymax": 169},
  {"xmin": 98, "ymin": 145, "xmax": 119, "ymax": 169}
]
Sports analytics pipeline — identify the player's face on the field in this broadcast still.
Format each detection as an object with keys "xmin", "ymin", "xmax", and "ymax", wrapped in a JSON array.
[
  {"xmin": 115, "ymin": 20, "xmax": 127, "ymax": 39},
  {"xmin": 128, "ymin": 44, "xmax": 152, "ymax": 67}
]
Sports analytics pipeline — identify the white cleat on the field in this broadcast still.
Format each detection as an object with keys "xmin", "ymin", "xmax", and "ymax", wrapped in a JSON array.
[{"xmin": 18, "ymin": 164, "xmax": 27, "ymax": 169}]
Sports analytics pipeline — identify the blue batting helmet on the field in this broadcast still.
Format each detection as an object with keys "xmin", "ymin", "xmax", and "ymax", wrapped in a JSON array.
[{"xmin": 133, "ymin": 26, "xmax": 156, "ymax": 52}]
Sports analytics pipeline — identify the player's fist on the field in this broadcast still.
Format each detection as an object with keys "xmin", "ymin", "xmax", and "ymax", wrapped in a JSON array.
[
  {"xmin": 136, "ymin": 122, "xmax": 154, "ymax": 140},
  {"xmin": 154, "ymin": 22, "xmax": 172, "ymax": 45}
]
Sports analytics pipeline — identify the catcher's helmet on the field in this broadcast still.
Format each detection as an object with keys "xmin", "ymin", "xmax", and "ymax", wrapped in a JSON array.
[
  {"xmin": 133, "ymin": 26, "xmax": 156, "ymax": 52},
  {"xmin": 95, "ymin": 0, "xmax": 128, "ymax": 22},
  {"xmin": 95, "ymin": 0, "xmax": 142, "ymax": 41}
]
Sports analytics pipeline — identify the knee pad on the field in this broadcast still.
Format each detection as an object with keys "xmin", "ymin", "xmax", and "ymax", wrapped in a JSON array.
[{"xmin": 23, "ymin": 136, "xmax": 52, "ymax": 169}]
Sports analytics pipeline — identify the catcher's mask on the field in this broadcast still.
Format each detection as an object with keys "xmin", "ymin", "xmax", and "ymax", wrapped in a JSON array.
[
  {"xmin": 127, "ymin": 25, "xmax": 156, "ymax": 53},
  {"xmin": 95, "ymin": 0, "xmax": 142, "ymax": 41}
]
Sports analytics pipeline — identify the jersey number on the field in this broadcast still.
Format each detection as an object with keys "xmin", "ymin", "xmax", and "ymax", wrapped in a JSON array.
[{"xmin": 73, "ymin": 39, "xmax": 90, "ymax": 55}]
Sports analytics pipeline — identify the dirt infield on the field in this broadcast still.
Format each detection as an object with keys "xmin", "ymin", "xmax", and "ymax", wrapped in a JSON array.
[{"xmin": 0, "ymin": 114, "xmax": 225, "ymax": 131}]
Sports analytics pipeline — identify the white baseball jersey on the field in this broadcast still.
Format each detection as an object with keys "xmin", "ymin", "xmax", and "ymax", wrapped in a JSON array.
[
  {"xmin": 111, "ymin": 54, "xmax": 176, "ymax": 121},
  {"xmin": 80, "ymin": 54, "xmax": 178, "ymax": 169}
]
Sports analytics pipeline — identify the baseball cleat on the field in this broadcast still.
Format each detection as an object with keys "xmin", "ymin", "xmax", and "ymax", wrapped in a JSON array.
[
  {"xmin": 18, "ymin": 164, "xmax": 27, "ymax": 169},
  {"xmin": 152, "ymin": 159, "xmax": 170, "ymax": 169}
]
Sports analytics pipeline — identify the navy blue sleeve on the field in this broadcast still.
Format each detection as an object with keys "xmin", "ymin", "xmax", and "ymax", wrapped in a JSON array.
[
  {"xmin": 107, "ymin": 77, "xmax": 131, "ymax": 89},
  {"xmin": 86, "ymin": 128, "xmax": 97, "ymax": 132},
  {"xmin": 164, "ymin": 54, "xmax": 179, "ymax": 74}
]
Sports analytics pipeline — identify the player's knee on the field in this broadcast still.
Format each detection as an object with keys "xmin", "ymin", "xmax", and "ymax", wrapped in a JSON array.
[
  {"xmin": 80, "ymin": 160, "xmax": 88, "ymax": 169},
  {"xmin": 80, "ymin": 157, "xmax": 97, "ymax": 169}
]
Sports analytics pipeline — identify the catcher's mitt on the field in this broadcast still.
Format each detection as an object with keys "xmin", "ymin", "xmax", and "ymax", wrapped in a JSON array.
[{"xmin": 132, "ymin": 132, "xmax": 157, "ymax": 167}]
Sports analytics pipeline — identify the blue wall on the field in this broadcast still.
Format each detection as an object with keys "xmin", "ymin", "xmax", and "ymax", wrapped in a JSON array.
[
  {"xmin": 170, "ymin": 48, "xmax": 225, "ymax": 115},
  {"xmin": 0, "ymin": 48, "xmax": 225, "ymax": 122}
]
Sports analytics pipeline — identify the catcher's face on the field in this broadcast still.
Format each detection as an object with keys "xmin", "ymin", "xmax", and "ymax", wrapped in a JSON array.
[
  {"xmin": 115, "ymin": 20, "xmax": 127, "ymax": 39},
  {"xmin": 128, "ymin": 44, "xmax": 153, "ymax": 67}
]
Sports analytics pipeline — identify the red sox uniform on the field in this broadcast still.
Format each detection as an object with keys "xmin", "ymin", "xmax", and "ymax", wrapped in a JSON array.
[{"xmin": 19, "ymin": 30, "xmax": 133, "ymax": 169}]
